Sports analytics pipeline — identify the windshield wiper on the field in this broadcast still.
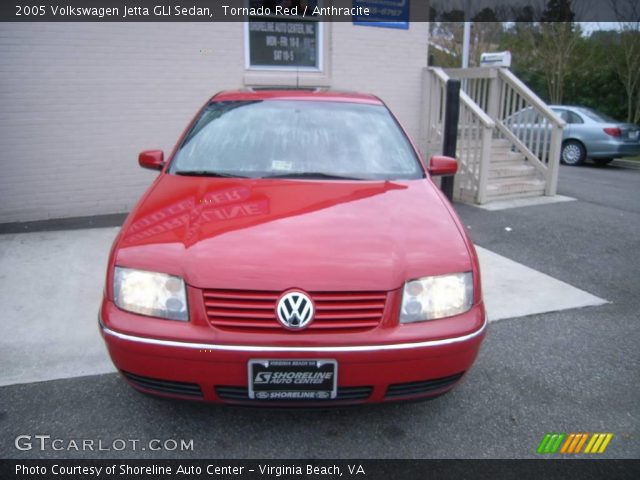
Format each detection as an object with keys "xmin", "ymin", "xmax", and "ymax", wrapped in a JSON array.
[
  {"xmin": 174, "ymin": 170, "xmax": 251, "ymax": 178},
  {"xmin": 261, "ymin": 172, "xmax": 365, "ymax": 180}
]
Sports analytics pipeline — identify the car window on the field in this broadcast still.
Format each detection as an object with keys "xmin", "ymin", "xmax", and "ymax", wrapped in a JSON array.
[
  {"xmin": 566, "ymin": 111, "xmax": 584, "ymax": 124},
  {"xmin": 169, "ymin": 100, "xmax": 424, "ymax": 180},
  {"xmin": 510, "ymin": 107, "xmax": 543, "ymax": 124},
  {"xmin": 577, "ymin": 107, "xmax": 617, "ymax": 123},
  {"xmin": 552, "ymin": 109, "xmax": 568, "ymax": 122}
]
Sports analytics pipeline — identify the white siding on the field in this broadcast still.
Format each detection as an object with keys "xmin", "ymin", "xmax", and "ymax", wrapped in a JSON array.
[{"xmin": 0, "ymin": 22, "xmax": 428, "ymax": 223}]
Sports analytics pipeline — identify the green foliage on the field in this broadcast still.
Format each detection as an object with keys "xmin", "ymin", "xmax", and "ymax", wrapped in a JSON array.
[
  {"xmin": 500, "ymin": 24, "xmax": 631, "ymax": 122},
  {"xmin": 565, "ymin": 32, "xmax": 628, "ymax": 121},
  {"xmin": 429, "ymin": 0, "xmax": 639, "ymax": 123}
]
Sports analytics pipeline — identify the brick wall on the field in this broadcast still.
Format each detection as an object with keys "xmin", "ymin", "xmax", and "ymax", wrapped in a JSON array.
[
  {"xmin": 331, "ymin": 23, "xmax": 428, "ymax": 146},
  {"xmin": 0, "ymin": 22, "xmax": 428, "ymax": 223}
]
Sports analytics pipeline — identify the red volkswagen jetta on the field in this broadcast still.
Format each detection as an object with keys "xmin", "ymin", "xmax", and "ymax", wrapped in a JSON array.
[{"xmin": 100, "ymin": 89, "xmax": 487, "ymax": 405}]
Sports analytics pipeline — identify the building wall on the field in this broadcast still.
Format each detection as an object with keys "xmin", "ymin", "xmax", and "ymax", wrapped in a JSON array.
[{"xmin": 0, "ymin": 22, "xmax": 428, "ymax": 223}]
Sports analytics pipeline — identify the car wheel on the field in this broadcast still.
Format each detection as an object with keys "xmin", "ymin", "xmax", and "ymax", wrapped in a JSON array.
[
  {"xmin": 593, "ymin": 158, "xmax": 613, "ymax": 166},
  {"xmin": 561, "ymin": 140, "xmax": 586, "ymax": 166}
]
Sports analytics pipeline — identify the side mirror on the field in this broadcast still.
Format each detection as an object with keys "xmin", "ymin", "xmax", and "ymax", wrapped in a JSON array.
[
  {"xmin": 428, "ymin": 155, "xmax": 458, "ymax": 176},
  {"xmin": 138, "ymin": 150, "xmax": 164, "ymax": 170}
]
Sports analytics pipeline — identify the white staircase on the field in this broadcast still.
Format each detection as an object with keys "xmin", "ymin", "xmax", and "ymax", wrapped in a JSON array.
[
  {"xmin": 485, "ymin": 139, "xmax": 545, "ymax": 201},
  {"xmin": 423, "ymin": 67, "xmax": 565, "ymax": 205}
]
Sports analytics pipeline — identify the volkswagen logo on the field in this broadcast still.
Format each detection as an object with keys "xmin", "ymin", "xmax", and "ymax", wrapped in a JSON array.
[{"xmin": 276, "ymin": 291, "xmax": 314, "ymax": 330}]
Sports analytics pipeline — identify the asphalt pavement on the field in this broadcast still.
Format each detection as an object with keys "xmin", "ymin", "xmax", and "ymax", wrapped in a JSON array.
[{"xmin": 0, "ymin": 164, "xmax": 638, "ymax": 459}]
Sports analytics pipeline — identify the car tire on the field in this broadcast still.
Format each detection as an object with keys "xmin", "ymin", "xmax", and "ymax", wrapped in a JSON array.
[
  {"xmin": 561, "ymin": 140, "xmax": 586, "ymax": 166},
  {"xmin": 593, "ymin": 158, "xmax": 613, "ymax": 166}
]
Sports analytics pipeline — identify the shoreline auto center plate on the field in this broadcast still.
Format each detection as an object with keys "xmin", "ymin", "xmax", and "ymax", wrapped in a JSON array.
[{"xmin": 248, "ymin": 359, "xmax": 337, "ymax": 400}]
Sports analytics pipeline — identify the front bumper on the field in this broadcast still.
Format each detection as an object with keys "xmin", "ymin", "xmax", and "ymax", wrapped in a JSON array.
[{"xmin": 100, "ymin": 300, "xmax": 487, "ymax": 405}]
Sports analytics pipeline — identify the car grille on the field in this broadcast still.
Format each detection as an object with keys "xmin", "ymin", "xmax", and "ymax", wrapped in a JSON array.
[
  {"xmin": 203, "ymin": 289, "xmax": 387, "ymax": 331},
  {"xmin": 215, "ymin": 386, "xmax": 373, "ymax": 403},
  {"xmin": 384, "ymin": 372, "xmax": 465, "ymax": 399},
  {"xmin": 122, "ymin": 371, "xmax": 203, "ymax": 399}
]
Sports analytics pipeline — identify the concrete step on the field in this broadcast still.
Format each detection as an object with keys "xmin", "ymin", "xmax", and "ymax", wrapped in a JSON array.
[
  {"xmin": 456, "ymin": 188, "xmax": 478, "ymax": 203},
  {"xmin": 459, "ymin": 141, "xmax": 537, "ymax": 162},
  {"xmin": 490, "ymin": 151, "xmax": 525, "ymax": 164},
  {"xmin": 457, "ymin": 150, "xmax": 523, "ymax": 163},
  {"xmin": 484, "ymin": 189, "xmax": 547, "ymax": 202},
  {"xmin": 457, "ymin": 184, "xmax": 545, "ymax": 203},
  {"xmin": 489, "ymin": 163, "xmax": 538, "ymax": 180},
  {"xmin": 486, "ymin": 178, "xmax": 546, "ymax": 198},
  {"xmin": 491, "ymin": 139, "xmax": 513, "ymax": 150}
]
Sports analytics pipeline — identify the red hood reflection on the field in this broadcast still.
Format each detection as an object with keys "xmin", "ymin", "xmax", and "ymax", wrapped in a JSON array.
[{"xmin": 115, "ymin": 175, "xmax": 472, "ymax": 291}]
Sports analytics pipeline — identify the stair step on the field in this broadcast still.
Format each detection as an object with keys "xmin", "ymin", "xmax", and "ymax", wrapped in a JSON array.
[
  {"xmin": 457, "ymin": 182, "xmax": 546, "ymax": 203},
  {"xmin": 491, "ymin": 143, "xmax": 514, "ymax": 153},
  {"xmin": 490, "ymin": 151, "xmax": 525, "ymax": 164},
  {"xmin": 458, "ymin": 144, "xmax": 515, "ymax": 156},
  {"xmin": 486, "ymin": 178, "xmax": 545, "ymax": 197},
  {"xmin": 491, "ymin": 138, "xmax": 512, "ymax": 149},
  {"xmin": 489, "ymin": 164, "xmax": 538, "ymax": 179},
  {"xmin": 485, "ymin": 189, "xmax": 546, "ymax": 202},
  {"xmin": 457, "ymin": 150, "xmax": 523, "ymax": 162},
  {"xmin": 455, "ymin": 189, "xmax": 478, "ymax": 203}
]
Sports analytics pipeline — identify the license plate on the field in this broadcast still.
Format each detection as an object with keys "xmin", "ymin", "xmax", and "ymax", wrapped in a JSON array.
[
  {"xmin": 630, "ymin": 130, "xmax": 639, "ymax": 140},
  {"xmin": 248, "ymin": 359, "xmax": 337, "ymax": 400}
]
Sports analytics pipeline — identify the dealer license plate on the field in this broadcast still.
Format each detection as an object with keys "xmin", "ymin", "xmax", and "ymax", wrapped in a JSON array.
[{"xmin": 248, "ymin": 359, "xmax": 337, "ymax": 400}]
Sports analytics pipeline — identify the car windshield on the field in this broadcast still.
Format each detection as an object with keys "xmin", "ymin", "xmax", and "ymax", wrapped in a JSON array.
[
  {"xmin": 169, "ymin": 100, "xmax": 424, "ymax": 180},
  {"xmin": 576, "ymin": 107, "xmax": 618, "ymax": 123}
]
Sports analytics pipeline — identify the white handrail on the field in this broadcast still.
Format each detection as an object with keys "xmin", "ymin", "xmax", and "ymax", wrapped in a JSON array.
[
  {"xmin": 430, "ymin": 67, "xmax": 494, "ymax": 127},
  {"xmin": 444, "ymin": 67, "xmax": 500, "ymax": 80},
  {"xmin": 460, "ymin": 91, "xmax": 495, "ymax": 128},
  {"xmin": 425, "ymin": 67, "xmax": 494, "ymax": 204},
  {"xmin": 429, "ymin": 66, "xmax": 449, "ymax": 83},
  {"xmin": 426, "ymin": 66, "xmax": 564, "ymax": 202},
  {"xmin": 498, "ymin": 69, "xmax": 566, "ymax": 129}
]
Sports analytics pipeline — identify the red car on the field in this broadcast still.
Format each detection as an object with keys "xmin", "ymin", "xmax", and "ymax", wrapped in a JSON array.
[{"xmin": 100, "ymin": 89, "xmax": 487, "ymax": 405}]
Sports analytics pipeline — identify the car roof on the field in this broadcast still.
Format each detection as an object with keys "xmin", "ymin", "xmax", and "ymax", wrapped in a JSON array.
[
  {"xmin": 550, "ymin": 105, "xmax": 585, "ymax": 111},
  {"xmin": 211, "ymin": 88, "xmax": 383, "ymax": 105}
]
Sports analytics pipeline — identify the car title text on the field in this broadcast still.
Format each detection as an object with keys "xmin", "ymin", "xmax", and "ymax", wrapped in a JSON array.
[{"xmin": 15, "ymin": 4, "xmax": 371, "ymax": 20}]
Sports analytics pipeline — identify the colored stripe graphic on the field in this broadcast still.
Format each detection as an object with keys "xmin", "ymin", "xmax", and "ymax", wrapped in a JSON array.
[
  {"xmin": 539, "ymin": 433, "xmax": 613, "ymax": 454},
  {"xmin": 574, "ymin": 433, "xmax": 589, "ymax": 453},
  {"xmin": 537, "ymin": 433, "xmax": 565, "ymax": 454},
  {"xmin": 585, "ymin": 433, "xmax": 614, "ymax": 454},
  {"xmin": 560, "ymin": 433, "xmax": 589, "ymax": 454},
  {"xmin": 537, "ymin": 434, "xmax": 552, "ymax": 454}
]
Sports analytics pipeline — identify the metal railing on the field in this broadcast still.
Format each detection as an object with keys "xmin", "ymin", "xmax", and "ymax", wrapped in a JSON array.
[{"xmin": 424, "ymin": 66, "xmax": 565, "ymax": 203}]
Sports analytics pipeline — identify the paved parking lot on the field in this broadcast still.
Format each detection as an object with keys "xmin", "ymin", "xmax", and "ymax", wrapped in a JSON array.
[{"xmin": 0, "ymin": 164, "xmax": 638, "ymax": 459}]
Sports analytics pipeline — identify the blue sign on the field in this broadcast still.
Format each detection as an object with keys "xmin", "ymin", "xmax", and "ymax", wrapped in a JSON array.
[{"xmin": 353, "ymin": 0, "xmax": 410, "ymax": 29}]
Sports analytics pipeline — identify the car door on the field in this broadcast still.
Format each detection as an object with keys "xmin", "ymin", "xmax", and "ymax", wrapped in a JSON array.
[{"xmin": 552, "ymin": 108, "xmax": 571, "ymax": 140}]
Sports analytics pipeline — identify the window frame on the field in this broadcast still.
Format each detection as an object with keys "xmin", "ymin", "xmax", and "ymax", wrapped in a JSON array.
[{"xmin": 244, "ymin": 20, "xmax": 324, "ymax": 72}]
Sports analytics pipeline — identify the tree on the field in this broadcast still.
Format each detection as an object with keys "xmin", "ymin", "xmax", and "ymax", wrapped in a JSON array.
[
  {"xmin": 609, "ymin": 0, "xmax": 640, "ymax": 123},
  {"xmin": 429, "ymin": 8, "xmax": 505, "ymax": 68},
  {"xmin": 535, "ymin": 0, "xmax": 581, "ymax": 104},
  {"xmin": 565, "ymin": 31, "xmax": 627, "ymax": 121}
]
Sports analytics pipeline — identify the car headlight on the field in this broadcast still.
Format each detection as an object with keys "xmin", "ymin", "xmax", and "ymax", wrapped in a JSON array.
[
  {"xmin": 400, "ymin": 272, "xmax": 473, "ymax": 323},
  {"xmin": 113, "ymin": 267, "xmax": 189, "ymax": 321}
]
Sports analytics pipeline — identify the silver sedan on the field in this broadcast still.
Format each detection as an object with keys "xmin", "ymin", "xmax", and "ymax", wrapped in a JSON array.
[
  {"xmin": 552, "ymin": 106, "xmax": 640, "ymax": 166},
  {"xmin": 505, "ymin": 106, "xmax": 640, "ymax": 166}
]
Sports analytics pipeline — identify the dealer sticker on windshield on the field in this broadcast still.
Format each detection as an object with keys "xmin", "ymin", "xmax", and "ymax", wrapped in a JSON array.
[{"xmin": 248, "ymin": 359, "xmax": 337, "ymax": 400}]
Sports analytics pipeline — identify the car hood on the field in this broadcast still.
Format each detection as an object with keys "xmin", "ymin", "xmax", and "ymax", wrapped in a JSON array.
[{"xmin": 115, "ymin": 175, "xmax": 473, "ymax": 291}]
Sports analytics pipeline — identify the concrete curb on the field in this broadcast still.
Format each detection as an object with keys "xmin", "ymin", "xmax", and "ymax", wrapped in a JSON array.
[
  {"xmin": 0, "ymin": 213, "xmax": 127, "ymax": 234},
  {"xmin": 611, "ymin": 159, "xmax": 640, "ymax": 170}
]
